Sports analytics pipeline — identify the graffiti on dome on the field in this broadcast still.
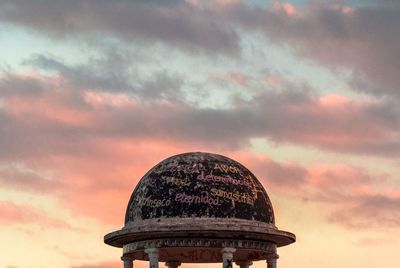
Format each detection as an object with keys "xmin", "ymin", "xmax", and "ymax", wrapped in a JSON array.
[{"xmin": 125, "ymin": 153, "xmax": 274, "ymax": 223}]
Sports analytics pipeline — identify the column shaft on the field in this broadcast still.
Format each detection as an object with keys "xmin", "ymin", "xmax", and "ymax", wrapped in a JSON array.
[
  {"xmin": 123, "ymin": 260, "xmax": 133, "ymax": 268},
  {"xmin": 221, "ymin": 247, "xmax": 236, "ymax": 268},
  {"xmin": 121, "ymin": 256, "xmax": 134, "ymax": 268},
  {"xmin": 145, "ymin": 248, "xmax": 159, "ymax": 268},
  {"xmin": 267, "ymin": 254, "xmax": 279, "ymax": 268}
]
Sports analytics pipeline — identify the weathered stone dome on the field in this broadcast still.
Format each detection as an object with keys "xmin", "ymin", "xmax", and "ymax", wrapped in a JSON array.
[
  {"xmin": 125, "ymin": 152, "xmax": 275, "ymax": 225},
  {"xmin": 104, "ymin": 152, "xmax": 295, "ymax": 263}
]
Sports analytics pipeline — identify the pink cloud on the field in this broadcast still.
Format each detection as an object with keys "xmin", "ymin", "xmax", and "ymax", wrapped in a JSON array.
[
  {"xmin": 71, "ymin": 261, "xmax": 121, "ymax": 268},
  {"xmin": 4, "ymin": 70, "xmax": 399, "ymax": 158},
  {"xmin": 7, "ymin": 93, "xmax": 91, "ymax": 127},
  {"xmin": 0, "ymin": 164, "xmax": 62, "ymax": 194},
  {"xmin": 328, "ymin": 193, "xmax": 400, "ymax": 229},
  {"xmin": 215, "ymin": 0, "xmax": 240, "ymax": 6},
  {"xmin": 228, "ymin": 72, "xmax": 248, "ymax": 86},
  {"xmin": 83, "ymin": 91, "xmax": 136, "ymax": 108},
  {"xmin": 45, "ymin": 140, "xmax": 193, "ymax": 224},
  {"xmin": 0, "ymin": 201, "xmax": 76, "ymax": 230},
  {"xmin": 72, "ymin": 261, "xmax": 153, "ymax": 268},
  {"xmin": 0, "ymin": 201, "xmax": 36, "ymax": 224},
  {"xmin": 227, "ymin": 152, "xmax": 399, "ymax": 229},
  {"xmin": 264, "ymin": 73, "xmax": 284, "ymax": 86},
  {"xmin": 337, "ymin": 5, "xmax": 353, "ymax": 15},
  {"xmin": 229, "ymin": 152, "xmax": 308, "ymax": 189},
  {"xmin": 306, "ymin": 164, "xmax": 377, "ymax": 189},
  {"xmin": 272, "ymin": 2, "xmax": 299, "ymax": 17},
  {"xmin": 356, "ymin": 237, "xmax": 396, "ymax": 247},
  {"xmin": 1, "ymin": 71, "xmax": 399, "ymax": 228},
  {"xmin": 318, "ymin": 94, "xmax": 351, "ymax": 107},
  {"xmin": 276, "ymin": 93, "xmax": 396, "ymax": 154}
]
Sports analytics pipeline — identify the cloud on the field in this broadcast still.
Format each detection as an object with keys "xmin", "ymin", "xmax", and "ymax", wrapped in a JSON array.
[
  {"xmin": 209, "ymin": 71, "xmax": 248, "ymax": 86},
  {"xmin": 71, "ymin": 261, "xmax": 120, "ymax": 268},
  {"xmin": 1, "ymin": 2, "xmax": 399, "ymax": 267},
  {"xmin": 25, "ymin": 53, "xmax": 184, "ymax": 100},
  {"xmin": 2, "ymin": 0, "xmax": 399, "ymax": 99},
  {"xmin": 0, "ymin": 201, "xmax": 76, "ymax": 229},
  {"xmin": 0, "ymin": 164, "xmax": 62, "ymax": 193},
  {"xmin": 240, "ymin": 154, "xmax": 400, "ymax": 229},
  {"xmin": 309, "ymin": 178, "xmax": 400, "ymax": 230},
  {"xmin": 2, "ymin": 0, "xmax": 399, "ymax": 100},
  {"xmin": 0, "ymin": 0, "xmax": 239, "ymax": 54},
  {"xmin": 222, "ymin": 2, "xmax": 400, "ymax": 98},
  {"xmin": 230, "ymin": 150, "xmax": 398, "ymax": 229},
  {"xmin": 272, "ymin": 2, "xmax": 299, "ymax": 17},
  {"xmin": 328, "ymin": 194, "xmax": 400, "ymax": 229},
  {"xmin": 231, "ymin": 153, "xmax": 308, "ymax": 189},
  {"xmin": 71, "ymin": 260, "xmax": 153, "ymax": 268},
  {"xmin": 2, "ymin": 70, "xmax": 400, "ymax": 161},
  {"xmin": 1, "ymin": 68, "xmax": 400, "ymax": 227},
  {"xmin": 0, "ymin": 70, "xmax": 49, "ymax": 97},
  {"xmin": 356, "ymin": 237, "xmax": 397, "ymax": 247}
]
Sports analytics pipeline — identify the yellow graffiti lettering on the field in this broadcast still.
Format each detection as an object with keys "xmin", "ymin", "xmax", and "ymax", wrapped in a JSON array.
[
  {"xmin": 137, "ymin": 196, "xmax": 171, "ymax": 208},
  {"xmin": 210, "ymin": 187, "xmax": 254, "ymax": 205},
  {"xmin": 214, "ymin": 163, "xmax": 243, "ymax": 175},
  {"xmin": 164, "ymin": 176, "xmax": 191, "ymax": 187}
]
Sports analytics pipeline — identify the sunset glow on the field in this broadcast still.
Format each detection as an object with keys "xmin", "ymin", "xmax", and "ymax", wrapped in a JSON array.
[{"xmin": 0, "ymin": 1, "xmax": 399, "ymax": 268}]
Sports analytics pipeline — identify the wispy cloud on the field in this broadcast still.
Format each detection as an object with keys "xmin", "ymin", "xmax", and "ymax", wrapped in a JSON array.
[
  {"xmin": 0, "ymin": 200, "xmax": 77, "ymax": 229},
  {"xmin": 71, "ymin": 261, "xmax": 120, "ymax": 268}
]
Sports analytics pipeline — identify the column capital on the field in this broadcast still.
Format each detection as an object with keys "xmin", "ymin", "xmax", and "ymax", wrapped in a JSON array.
[
  {"xmin": 144, "ymin": 248, "xmax": 159, "ymax": 256},
  {"xmin": 121, "ymin": 256, "xmax": 134, "ymax": 261},
  {"xmin": 121, "ymin": 255, "xmax": 134, "ymax": 268},
  {"xmin": 266, "ymin": 254, "xmax": 278, "ymax": 268},
  {"xmin": 236, "ymin": 260, "xmax": 253, "ymax": 268},
  {"xmin": 221, "ymin": 247, "xmax": 236, "ymax": 255},
  {"xmin": 145, "ymin": 248, "xmax": 159, "ymax": 268},
  {"xmin": 221, "ymin": 247, "xmax": 236, "ymax": 268},
  {"xmin": 165, "ymin": 261, "xmax": 182, "ymax": 268},
  {"xmin": 267, "ymin": 253, "xmax": 279, "ymax": 260}
]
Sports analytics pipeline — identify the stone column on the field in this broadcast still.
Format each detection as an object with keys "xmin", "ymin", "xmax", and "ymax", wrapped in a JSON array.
[
  {"xmin": 145, "ymin": 248, "xmax": 159, "ymax": 268},
  {"xmin": 267, "ymin": 254, "xmax": 279, "ymax": 268},
  {"xmin": 121, "ymin": 256, "xmax": 134, "ymax": 268},
  {"xmin": 236, "ymin": 261, "xmax": 253, "ymax": 268},
  {"xmin": 165, "ymin": 261, "xmax": 181, "ymax": 268},
  {"xmin": 221, "ymin": 247, "xmax": 236, "ymax": 268}
]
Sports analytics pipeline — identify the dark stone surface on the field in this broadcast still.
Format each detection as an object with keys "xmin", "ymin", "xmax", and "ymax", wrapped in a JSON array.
[{"xmin": 125, "ymin": 152, "xmax": 274, "ymax": 224}]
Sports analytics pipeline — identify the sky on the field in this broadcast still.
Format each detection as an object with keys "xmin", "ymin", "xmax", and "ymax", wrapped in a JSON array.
[{"xmin": 0, "ymin": 0, "xmax": 399, "ymax": 267}]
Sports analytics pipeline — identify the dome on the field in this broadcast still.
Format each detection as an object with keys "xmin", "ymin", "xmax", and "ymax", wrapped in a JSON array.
[
  {"xmin": 125, "ymin": 152, "xmax": 274, "ymax": 224},
  {"xmin": 104, "ymin": 152, "xmax": 295, "ymax": 263}
]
